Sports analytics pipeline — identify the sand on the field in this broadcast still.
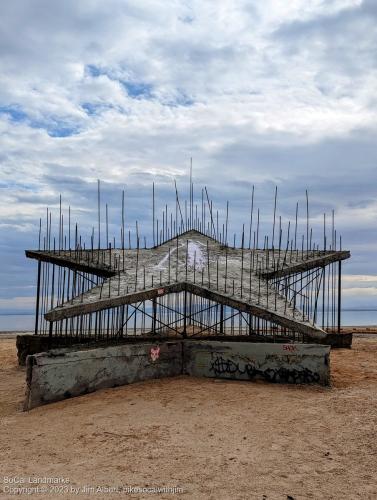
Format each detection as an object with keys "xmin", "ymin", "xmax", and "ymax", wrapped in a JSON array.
[{"xmin": 0, "ymin": 336, "xmax": 376, "ymax": 500}]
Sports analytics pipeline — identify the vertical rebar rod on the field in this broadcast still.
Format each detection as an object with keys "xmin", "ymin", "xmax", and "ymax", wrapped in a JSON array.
[
  {"xmin": 59, "ymin": 194, "xmax": 62, "ymax": 253},
  {"xmin": 225, "ymin": 201, "xmax": 229, "ymax": 246},
  {"xmin": 152, "ymin": 183, "xmax": 155, "ymax": 246},
  {"xmin": 220, "ymin": 304, "xmax": 224, "ymax": 334},
  {"xmin": 272, "ymin": 186, "xmax": 277, "ymax": 248},
  {"xmin": 97, "ymin": 179, "xmax": 101, "ymax": 250},
  {"xmin": 206, "ymin": 240, "xmax": 210, "ymax": 288},
  {"xmin": 135, "ymin": 245, "xmax": 139, "ymax": 292},
  {"xmin": 306, "ymin": 190, "xmax": 309, "ymax": 253},
  {"xmin": 106, "ymin": 203, "xmax": 109, "ymax": 249},
  {"xmin": 183, "ymin": 287, "xmax": 187, "ymax": 337},
  {"xmin": 176, "ymin": 235, "xmax": 179, "ymax": 281},
  {"xmin": 122, "ymin": 190, "xmax": 125, "ymax": 271},
  {"xmin": 165, "ymin": 204, "xmax": 168, "ymax": 241},
  {"xmin": 241, "ymin": 225, "xmax": 244, "ymax": 298},
  {"xmin": 190, "ymin": 158, "xmax": 193, "ymax": 231},
  {"xmin": 185, "ymin": 239, "xmax": 188, "ymax": 281},
  {"xmin": 68, "ymin": 206, "xmax": 71, "ymax": 250},
  {"xmin": 337, "ymin": 261, "xmax": 341, "ymax": 333},
  {"xmin": 34, "ymin": 261, "xmax": 41, "ymax": 335},
  {"xmin": 174, "ymin": 180, "xmax": 184, "ymax": 232},
  {"xmin": 205, "ymin": 187, "xmax": 216, "ymax": 237}
]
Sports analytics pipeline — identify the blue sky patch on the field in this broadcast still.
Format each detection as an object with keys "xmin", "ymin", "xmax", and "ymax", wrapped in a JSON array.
[
  {"xmin": 86, "ymin": 64, "xmax": 107, "ymax": 77},
  {"xmin": 27, "ymin": 118, "xmax": 80, "ymax": 138},
  {"xmin": 0, "ymin": 105, "xmax": 28, "ymax": 123},
  {"xmin": 82, "ymin": 102, "xmax": 100, "ymax": 116},
  {"xmin": 47, "ymin": 125, "xmax": 80, "ymax": 138},
  {"xmin": 0, "ymin": 105, "xmax": 80, "ymax": 137},
  {"xmin": 86, "ymin": 64, "xmax": 154, "ymax": 100},
  {"xmin": 121, "ymin": 80, "xmax": 153, "ymax": 99},
  {"xmin": 164, "ymin": 93, "xmax": 194, "ymax": 108},
  {"xmin": 82, "ymin": 102, "xmax": 113, "ymax": 116}
]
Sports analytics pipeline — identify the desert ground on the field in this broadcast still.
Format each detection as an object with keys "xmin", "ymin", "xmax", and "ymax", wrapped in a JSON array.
[{"xmin": 0, "ymin": 334, "xmax": 376, "ymax": 500}]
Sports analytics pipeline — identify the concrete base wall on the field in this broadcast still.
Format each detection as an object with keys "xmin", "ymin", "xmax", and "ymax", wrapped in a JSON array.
[
  {"xmin": 184, "ymin": 341, "xmax": 330, "ymax": 385},
  {"xmin": 322, "ymin": 332, "xmax": 353, "ymax": 348},
  {"xmin": 17, "ymin": 335, "xmax": 94, "ymax": 366},
  {"xmin": 16, "ymin": 331, "xmax": 351, "ymax": 367},
  {"xmin": 16, "ymin": 335, "xmax": 179, "ymax": 366},
  {"xmin": 24, "ymin": 341, "xmax": 182, "ymax": 410},
  {"xmin": 17, "ymin": 335, "xmax": 60, "ymax": 366},
  {"xmin": 24, "ymin": 340, "xmax": 330, "ymax": 410}
]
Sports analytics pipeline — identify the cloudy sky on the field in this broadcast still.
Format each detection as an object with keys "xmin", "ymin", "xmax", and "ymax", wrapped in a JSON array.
[{"xmin": 0, "ymin": 0, "xmax": 376, "ymax": 315}]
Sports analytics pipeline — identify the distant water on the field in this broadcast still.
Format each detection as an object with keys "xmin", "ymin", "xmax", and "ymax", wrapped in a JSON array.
[
  {"xmin": 0, "ymin": 315, "xmax": 34, "ymax": 331},
  {"xmin": 341, "ymin": 310, "xmax": 377, "ymax": 327},
  {"xmin": 0, "ymin": 310, "xmax": 376, "ymax": 331}
]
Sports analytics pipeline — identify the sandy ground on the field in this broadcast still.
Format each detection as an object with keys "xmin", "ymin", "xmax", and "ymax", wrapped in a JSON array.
[{"xmin": 0, "ymin": 337, "xmax": 376, "ymax": 500}]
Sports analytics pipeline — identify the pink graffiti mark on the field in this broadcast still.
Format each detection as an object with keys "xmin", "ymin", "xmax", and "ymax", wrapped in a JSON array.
[
  {"xmin": 157, "ymin": 288, "xmax": 165, "ymax": 295},
  {"xmin": 150, "ymin": 346, "xmax": 160, "ymax": 362},
  {"xmin": 283, "ymin": 344, "xmax": 297, "ymax": 352}
]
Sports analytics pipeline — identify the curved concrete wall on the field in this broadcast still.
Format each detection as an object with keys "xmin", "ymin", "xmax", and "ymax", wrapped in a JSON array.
[
  {"xmin": 24, "ymin": 341, "xmax": 182, "ymax": 410},
  {"xmin": 184, "ymin": 341, "xmax": 330, "ymax": 385},
  {"xmin": 24, "ymin": 340, "xmax": 330, "ymax": 410}
]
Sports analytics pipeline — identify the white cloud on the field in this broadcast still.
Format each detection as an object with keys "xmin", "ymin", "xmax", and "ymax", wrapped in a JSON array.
[
  {"xmin": 342, "ymin": 275, "xmax": 377, "ymax": 297},
  {"xmin": 0, "ymin": 296, "xmax": 35, "ymax": 311},
  {"xmin": 0, "ymin": 0, "xmax": 376, "ymax": 310},
  {"xmin": 343, "ymin": 275, "xmax": 377, "ymax": 284},
  {"xmin": 343, "ymin": 287, "xmax": 377, "ymax": 296}
]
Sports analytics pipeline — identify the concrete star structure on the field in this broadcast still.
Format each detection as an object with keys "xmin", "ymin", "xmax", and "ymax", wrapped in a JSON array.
[{"xmin": 26, "ymin": 229, "xmax": 350, "ymax": 341}]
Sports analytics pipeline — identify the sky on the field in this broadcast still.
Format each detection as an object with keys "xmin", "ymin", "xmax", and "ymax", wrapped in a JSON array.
[{"xmin": 0, "ymin": 0, "xmax": 376, "ymax": 315}]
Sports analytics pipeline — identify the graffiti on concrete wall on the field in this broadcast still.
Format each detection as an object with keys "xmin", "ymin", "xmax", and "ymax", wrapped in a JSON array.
[
  {"xmin": 150, "ymin": 346, "xmax": 161, "ymax": 362},
  {"xmin": 282, "ymin": 344, "xmax": 297, "ymax": 352},
  {"xmin": 209, "ymin": 355, "xmax": 320, "ymax": 384}
]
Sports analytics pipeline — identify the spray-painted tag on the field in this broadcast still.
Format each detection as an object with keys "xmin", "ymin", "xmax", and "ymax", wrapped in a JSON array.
[
  {"xmin": 150, "ymin": 346, "xmax": 160, "ymax": 361},
  {"xmin": 283, "ymin": 344, "xmax": 297, "ymax": 352}
]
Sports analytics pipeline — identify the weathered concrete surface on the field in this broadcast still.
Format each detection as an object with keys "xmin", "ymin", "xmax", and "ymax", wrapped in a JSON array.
[
  {"xmin": 17, "ymin": 334, "xmax": 179, "ymax": 366},
  {"xmin": 323, "ymin": 332, "xmax": 353, "ymax": 348},
  {"xmin": 24, "ymin": 339, "xmax": 331, "ymax": 410},
  {"xmin": 24, "ymin": 341, "xmax": 182, "ymax": 410},
  {"xmin": 30, "ymin": 230, "xmax": 349, "ymax": 341},
  {"xmin": 16, "ymin": 330, "xmax": 351, "ymax": 370},
  {"xmin": 184, "ymin": 341, "xmax": 330, "ymax": 386},
  {"xmin": 17, "ymin": 334, "xmax": 94, "ymax": 366}
]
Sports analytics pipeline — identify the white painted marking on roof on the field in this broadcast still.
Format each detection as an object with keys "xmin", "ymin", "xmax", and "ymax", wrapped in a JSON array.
[
  {"xmin": 155, "ymin": 246, "xmax": 177, "ymax": 270},
  {"xmin": 154, "ymin": 239, "xmax": 207, "ymax": 271},
  {"xmin": 187, "ymin": 241, "xmax": 206, "ymax": 271}
]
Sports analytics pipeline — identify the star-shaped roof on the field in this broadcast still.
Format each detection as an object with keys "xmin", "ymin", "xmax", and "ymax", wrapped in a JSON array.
[{"xmin": 26, "ymin": 230, "xmax": 350, "ymax": 340}]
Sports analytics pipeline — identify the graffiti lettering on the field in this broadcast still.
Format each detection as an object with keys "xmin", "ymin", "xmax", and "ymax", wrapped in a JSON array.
[
  {"xmin": 209, "ymin": 355, "xmax": 320, "ymax": 384},
  {"xmin": 283, "ymin": 344, "xmax": 297, "ymax": 352}
]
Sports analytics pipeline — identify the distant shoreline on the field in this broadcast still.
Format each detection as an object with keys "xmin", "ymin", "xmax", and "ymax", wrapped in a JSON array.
[
  {"xmin": 1, "ymin": 310, "xmax": 376, "ymax": 316},
  {"xmin": 1, "ymin": 327, "xmax": 377, "ymax": 336}
]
